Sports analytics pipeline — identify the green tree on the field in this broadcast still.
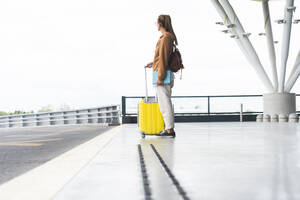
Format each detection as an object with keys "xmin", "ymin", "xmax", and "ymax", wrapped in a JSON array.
[{"xmin": 0, "ymin": 111, "xmax": 8, "ymax": 116}]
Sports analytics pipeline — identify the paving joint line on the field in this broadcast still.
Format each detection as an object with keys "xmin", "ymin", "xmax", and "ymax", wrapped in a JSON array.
[
  {"xmin": 138, "ymin": 144, "xmax": 153, "ymax": 200},
  {"xmin": 150, "ymin": 144, "xmax": 191, "ymax": 200}
]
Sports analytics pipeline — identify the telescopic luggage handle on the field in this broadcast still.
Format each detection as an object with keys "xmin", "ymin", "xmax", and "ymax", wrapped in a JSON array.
[{"xmin": 144, "ymin": 66, "xmax": 148, "ymax": 102}]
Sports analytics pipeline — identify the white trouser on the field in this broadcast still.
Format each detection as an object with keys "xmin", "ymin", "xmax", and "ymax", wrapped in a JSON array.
[{"xmin": 156, "ymin": 81, "xmax": 174, "ymax": 130}]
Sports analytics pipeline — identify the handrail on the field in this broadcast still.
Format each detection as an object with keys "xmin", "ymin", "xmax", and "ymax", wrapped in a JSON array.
[
  {"xmin": 123, "ymin": 94, "xmax": 264, "ymax": 98},
  {"xmin": 0, "ymin": 110, "xmax": 120, "ymax": 122},
  {"xmin": 0, "ymin": 105, "xmax": 119, "ymax": 119},
  {"xmin": 123, "ymin": 94, "xmax": 299, "ymax": 98},
  {"xmin": 0, "ymin": 105, "xmax": 121, "ymax": 128},
  {"xmin": 122, "ymin": 95, "xmax": 300, "ymax": 117}
]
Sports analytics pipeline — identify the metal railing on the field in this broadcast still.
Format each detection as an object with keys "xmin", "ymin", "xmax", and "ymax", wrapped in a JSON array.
[
  {"xmin": 122, "ymin": 94, "xmax": 300, "ymax": 123},
  {"xmin": 0, "ymin": 105, "xmax": 120, "ymax": 128}
]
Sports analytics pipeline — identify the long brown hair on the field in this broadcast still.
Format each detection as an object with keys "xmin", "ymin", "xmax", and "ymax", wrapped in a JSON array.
[{"xmin": 157, "ymin": 15, "xmax": 178, "ymax": 45}]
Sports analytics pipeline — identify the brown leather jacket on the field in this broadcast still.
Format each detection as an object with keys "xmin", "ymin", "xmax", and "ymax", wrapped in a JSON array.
[{"xmin": 152, "ymin": 32, "xmax": 175, "ymax": 81}]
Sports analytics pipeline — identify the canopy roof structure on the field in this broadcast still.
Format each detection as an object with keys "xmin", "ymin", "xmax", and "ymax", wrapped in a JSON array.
[{"xmin": 211, "ymin": 0, "xmax": 299, "ymax": 93}]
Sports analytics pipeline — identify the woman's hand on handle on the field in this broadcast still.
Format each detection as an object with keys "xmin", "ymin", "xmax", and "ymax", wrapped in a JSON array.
[
  {"xmin": 157, "ymin": 79, "xmax": 164, "ymax": 85},
  {"xmin": 145, "ymin": 62, "xmax": 153, "ymax": 68}
]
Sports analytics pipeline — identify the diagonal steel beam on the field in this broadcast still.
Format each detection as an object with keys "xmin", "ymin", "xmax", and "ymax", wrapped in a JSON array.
[
  {"xmin": 278, "ymin": 0, "xmax": 295, "ymax": 92},
  {"xmin": 285, "ymin": 50, "xmax": 300, "ymax": 92},
  {"xmin": 217, "ymin": 0, "xmax": 274, "ymax": 92},
  {"xmin": 262, "ymin": 0, "xmax": 279, "ymax": 92},
  {"xmin": 211, "ymin": 0, "xmax": 252, "ymax": 63}
]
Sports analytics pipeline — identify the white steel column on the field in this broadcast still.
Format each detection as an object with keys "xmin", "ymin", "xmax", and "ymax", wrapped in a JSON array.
[
  {"xmin": 285, "ymin": 51, "xmax": 300, "ymax": 92},
  {"xmin": 262, "ymin": 0, "xmax": 278, "ymax": 92},
  {"xmin": 219, "ymin": 0, "xmax": 274, "ymax": 92},
  {"xmin": 278, "ymin": 0, "xmax": 295, "ymax": 92}
]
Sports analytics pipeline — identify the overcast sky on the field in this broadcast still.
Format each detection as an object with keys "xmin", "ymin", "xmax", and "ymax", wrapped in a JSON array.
[{"xmin": 0, "ymin": 0, "xmax": 299, "ymax": 112}]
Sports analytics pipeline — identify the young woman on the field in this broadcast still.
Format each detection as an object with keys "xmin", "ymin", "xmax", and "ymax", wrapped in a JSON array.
[{"xmin": 146, "ymin": 15, "xmax": 178, "ymax": 136}]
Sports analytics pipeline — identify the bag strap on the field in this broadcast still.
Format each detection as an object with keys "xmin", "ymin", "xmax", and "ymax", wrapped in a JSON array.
[
  {"xmin": 172, "ymin": 43, "xmax": 177, "ymax": 52},
  {"xmin": 180, "ymin": 68, "xmax": 183, "ymax": 80}
]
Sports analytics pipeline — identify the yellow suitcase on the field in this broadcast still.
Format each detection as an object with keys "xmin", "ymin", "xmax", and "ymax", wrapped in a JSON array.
[
  {"xmin": 138, "ymin": 98, "xmax": 164, "ymax": 137},
  {"xmin": 138, "ymin": 67, "xmax": 166, "ymax": 138}
]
